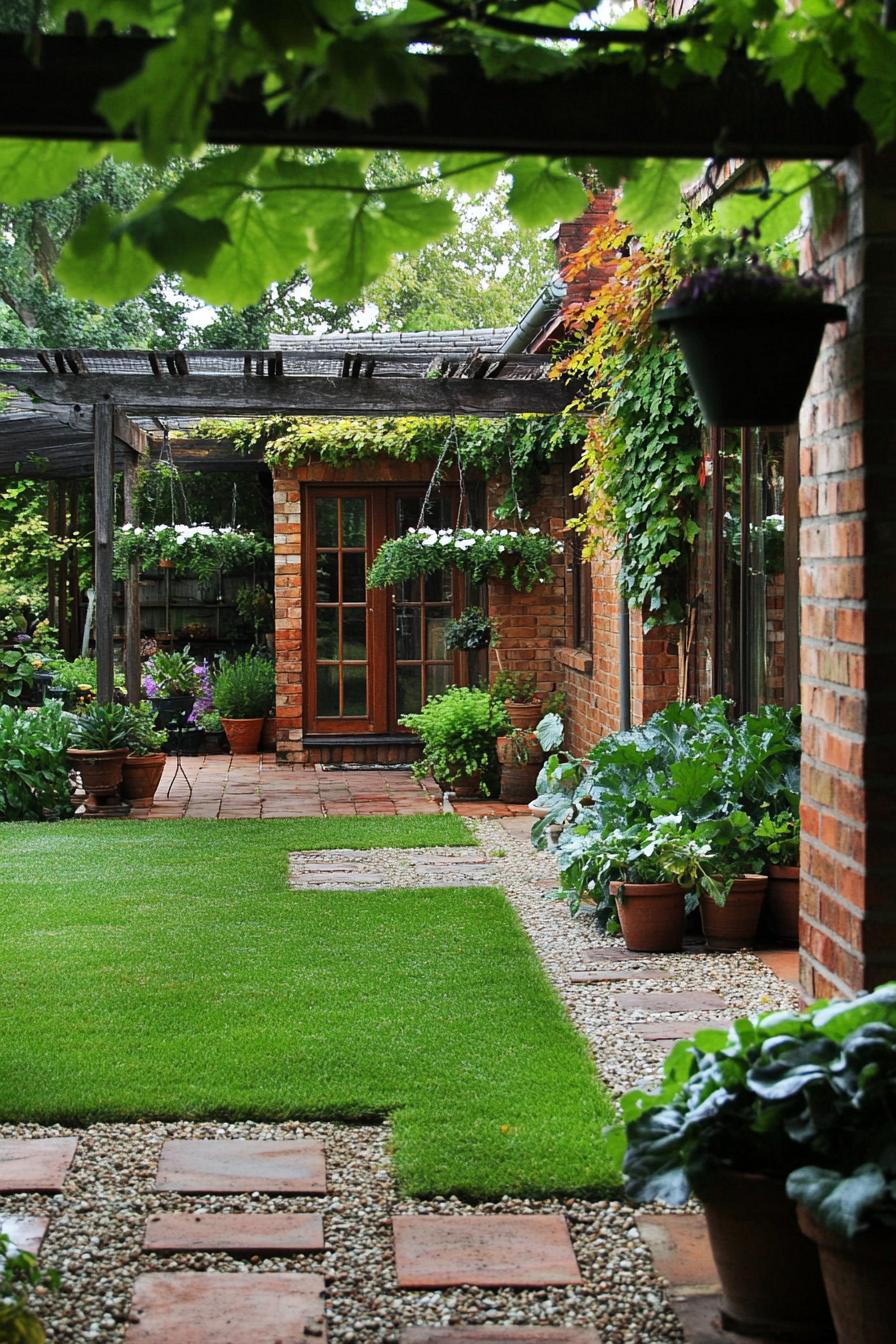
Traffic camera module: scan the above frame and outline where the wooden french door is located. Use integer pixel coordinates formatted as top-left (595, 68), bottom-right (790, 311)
top-left (304, 486), bottom-right (462, 735)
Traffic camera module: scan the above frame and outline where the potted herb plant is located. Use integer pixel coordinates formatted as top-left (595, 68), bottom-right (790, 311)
top-left (756, 809), bottom-right (800, 946)
top-left (654, 232), bottom-right (847, 427)
top-left (491, 669), bottom-right (542, 731)
top-left (196, 709), bottom-right (226, 753)
top-left (611, 997), bottom-right (888, 1341)
top-left (120, 703), bottom-right (169, 808)
top-left (212, 653), bottom-right (275, 754)
top-left (445, 606), bottom-right (499, 653)
top-left (400, 685), bottom-right (509, 797)
top-left (67, 702), bottom-right (132, 811)
top-left (142, 648), bottom-right (202, 727)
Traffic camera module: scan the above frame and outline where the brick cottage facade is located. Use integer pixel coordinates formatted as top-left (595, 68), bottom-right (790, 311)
top-left (270, 155), bottom-right (896, 1001)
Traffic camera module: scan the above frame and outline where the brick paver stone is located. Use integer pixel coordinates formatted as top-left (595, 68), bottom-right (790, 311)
top-left (668, 1294), bottom-right (784, 1343)
top-left (613, 991), bottom-right (728, 1013)
top-left (570, 968), bottom-right (668, 983)
top-left (0, 1138), bottom-right (78, 1191)
top-left (0, 1216), bottom-right (49, 1255)
top-left (630, 1020), bottom-right (730, 1044)
top-left (143, 1212), bottom-right (325, 1253)
top-left (125, 1272), bottom-right (326, 1344)
top-left (155, 1140), bottom-right (326, 1193)
top-left (392, 1215), bottom-right (582, 1288)
top-left (402, 1331), bottom-right (601, 1344)
top-left (636, 1214), bottom-right (719, 1295)
top-left (576, 946), bottom-right (645, 964)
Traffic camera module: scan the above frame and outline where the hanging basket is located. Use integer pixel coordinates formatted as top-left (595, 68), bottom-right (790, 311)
top-left (654, 300), bottom-right (847, 427)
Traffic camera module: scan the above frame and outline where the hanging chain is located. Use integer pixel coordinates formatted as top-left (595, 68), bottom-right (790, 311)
top-left (416, 420), bottom-right (455, 530)
top-left (454, 419), bottom-right (468, 530)
top-left (507, 438), bottom-right (524, 525)
top-left (231, 481), bottom-right (238, 529)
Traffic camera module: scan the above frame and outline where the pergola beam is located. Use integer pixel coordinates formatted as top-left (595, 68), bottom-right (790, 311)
top-left (0, 373), bottom-right (574, 417)
top-left (0, 36), bottom-right (866, 159)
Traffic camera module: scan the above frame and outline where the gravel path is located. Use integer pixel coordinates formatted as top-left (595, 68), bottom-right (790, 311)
top-left (1, 821), bottom-right (800, 1344)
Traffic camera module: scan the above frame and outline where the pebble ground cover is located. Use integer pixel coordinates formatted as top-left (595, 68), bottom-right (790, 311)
top-left (0, 816), bottom-right (617, 1198)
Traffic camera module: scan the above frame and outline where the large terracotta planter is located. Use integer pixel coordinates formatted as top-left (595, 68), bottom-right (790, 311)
top-left (120, 753), bottom-right (166, 808)
top-left (497, 732), bottom-right (542, 804)
top-left (798, 1206), bottom-right (895, 1344)
top-left (503, 699), bottom-right (543, 731)
top-left (765, 864), bottom-right (800, 946)
top-left (654, 300), bottom-right (847, 427)
top-left (696, 1171), bottom-right (834, 1341)
top-left (700, 874), bottom-right (769, 951)
top-left (222, 716), bottom-right (264, 754)
top-left (66, 747), bottom-right (128, 811)
top-left (610, 880), bottom-right (686, 953)
top-left (436, 769), bottom-right (483, 799)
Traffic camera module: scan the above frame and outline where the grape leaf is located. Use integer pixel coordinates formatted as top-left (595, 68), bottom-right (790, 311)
top-left (0, 140), bottom-right (106, 205)
top-left (617, 160), bottom-right (703, 236)
top-left (438, 154), bottom-right (506, 194)
top-left (180, 196), bottom-right (314, 307)
top-left (128, 206), bottom-right (230, 276)
top-left (713, 162), bottom-right (811, 244)
top-left (56, 203), bottom-right (158, 304)
top-left (506, 158), bottom-right (588, 229)
top-left (771, 40), bottom-right (845, 107)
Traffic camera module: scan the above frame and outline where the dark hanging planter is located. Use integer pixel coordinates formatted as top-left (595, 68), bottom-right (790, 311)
top-left (654, 300), bottom-right (847, 427)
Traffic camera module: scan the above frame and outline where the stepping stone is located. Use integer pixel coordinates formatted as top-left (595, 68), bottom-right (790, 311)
top-left (636, 1214), bottom-right (719, 1295)
top-left (577, 946), bottom-right (645, 964)
top-left (143, 1213), bottom-right (324, 1254)
top-left (668, 1294), bottom-right (783, 1344)
top-left (392, 1215), bottom-right (582, 1288)
top-left (155, 1140), bottom-right (326, 1193)
top-left (570, 968), bottom-right (668, 983)
top-left (125, 1272), bottom-right (326, 1343)
top-left (756, 949), bottom-right (801, 991)
top-left (403, 1332), bottom-right (601, 1344)
top-left (0, 1216), bottom-right (49, 1256)
top-left (631, 1020), bottom-right (730, 1045)
top-left (613, 991), bottom-right (728, 1013)
top-left (0, 1137), bottom-right (78, 1191)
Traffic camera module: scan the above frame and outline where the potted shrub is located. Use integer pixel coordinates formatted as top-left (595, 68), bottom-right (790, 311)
top-left (196, 709), bottom-right (226, 754)
top-left (654, 233), bottom-right (847, 427)
top-left (691, 812), bottom-right (768, 951)
top-left (212, 653), bottom-right (275, 754)
top-left (491, 669), bottom-right (542, 730)
top-left (496, 727), bottom-right (543, 804)
top-left (756, 809), bottom-right (800, 945)
top-left (120, 703), bottom-right (169, 808)
top-left (0, 702), bottom-right (74, 822)
top-left (67, 702), bottom-right (132, 811)
top-left (400, 685), bottom-right (509, 797)
top-left (142, 648), bottom-right (202, 727)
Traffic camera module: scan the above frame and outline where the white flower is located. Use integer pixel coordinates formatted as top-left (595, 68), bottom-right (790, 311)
top-left (421, 534), bottom-right (438, 547)
top-left (528, 527), bottom-right (540, 535)
top-left (497, 545), bottom-right (505, 553)
top-left (175, 535), bottom-right (188, 546)
top-left (120, 522), bottom-right (133, 532)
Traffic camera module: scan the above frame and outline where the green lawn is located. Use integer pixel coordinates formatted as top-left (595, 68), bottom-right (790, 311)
top-left (0, 816), bottom-right (617, 1197)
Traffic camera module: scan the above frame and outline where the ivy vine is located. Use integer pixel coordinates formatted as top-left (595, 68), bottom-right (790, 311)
top-left (555, 212), bottom-right (702, 629)
top-left (198, 414), bottom-right (586, 520)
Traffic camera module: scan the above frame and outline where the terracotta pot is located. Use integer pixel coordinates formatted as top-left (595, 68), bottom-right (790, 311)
top-left (696, 1171), bottom-right (834, 1341)
top-left (500, 762), bottom-right (541, 805)
top-left (66, 747), bottom-right (128, 811)
top-left (440, 769), bottom-right (482, 799)
top-left (159, 557), bottom-right (175, 570)
top-left (120, 753), bottom-right (166, 808)
top-left (260, 716), bottom-right (277, 751)
top-left (798, 1206), bottom-right (895, 1344)
top-left (700, 874), bottom-right (769, 951)
top-left (504, 699), bottom-right (543, 731)
top-left (765, 864), bottom-right (800, 946)
top-left (610, 880), bottom-right (686, 953)
top-left (222, 716), bottom-right (264, 754)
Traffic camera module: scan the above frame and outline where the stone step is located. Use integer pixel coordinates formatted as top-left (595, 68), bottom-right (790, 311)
top-left (0, 1216), bottom-right (49, 1255)
top-left (125, 1272), bottom-right (326, 1343)
top-left (0, 1137), bottom-right (78, 1192)
top-left (143, 1212), bottom-right (325, 1253)
top-left (392, 1214), bottom-right (582, 1289)
top-left (402, 1331), bottom-right (601, 1344)
top-left (612, 991), bottom-right (728, 1013)
top-left (630, 1020), bottom-right (731, 1045)
top-left (155, 1139), bottom-right (326, 1194)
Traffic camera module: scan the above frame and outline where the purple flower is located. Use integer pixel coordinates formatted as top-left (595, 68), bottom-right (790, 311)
top-left (142, 672), bottom-right (159, 699)
top-left (188, 661), bottom-right (213, 723)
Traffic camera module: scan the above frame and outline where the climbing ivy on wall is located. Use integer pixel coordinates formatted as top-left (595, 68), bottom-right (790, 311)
top-left (197, 414), bottom-right (586, 520)
top-left (555, 212), bottom-right (702, 630)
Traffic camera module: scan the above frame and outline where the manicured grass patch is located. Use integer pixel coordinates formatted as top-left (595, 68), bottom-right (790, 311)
top-left (0, 817), bottom-right (617, 1197)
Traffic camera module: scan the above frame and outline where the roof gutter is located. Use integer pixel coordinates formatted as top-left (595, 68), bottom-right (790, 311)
top-left (498, 275), bottom-right (566, 354)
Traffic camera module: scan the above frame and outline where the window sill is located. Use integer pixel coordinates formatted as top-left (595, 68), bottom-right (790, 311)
top-left (554, 646), bottom-right (593, 675)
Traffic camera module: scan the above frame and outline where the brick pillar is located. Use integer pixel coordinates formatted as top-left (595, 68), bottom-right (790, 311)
top-left (272, 468), bottom-right (306, 763)
top-left (799, 147), bottom-right (896, 997)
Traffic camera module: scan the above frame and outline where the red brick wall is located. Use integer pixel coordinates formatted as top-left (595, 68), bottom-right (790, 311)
top-left (798, 147), bottom-right (896, 998)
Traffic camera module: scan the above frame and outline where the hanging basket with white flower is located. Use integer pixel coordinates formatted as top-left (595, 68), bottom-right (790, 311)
top-left (113, 523), bottom-right (271, 583)
top-left (366, 526), bottom-right (562, 593)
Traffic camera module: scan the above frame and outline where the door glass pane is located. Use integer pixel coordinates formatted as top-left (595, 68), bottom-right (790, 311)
top-left (424, 568), bottom-right (452, 602)
top-left (426, 612), bottom-right (450, 660)
top-left (316, 608), bottom-right (338, 660)
top-left (397, 665), bottom-right (422, 717)
top-left (426, 664), bottom-right (451, 698)
top-left (396, 495), bottom-right (421, 535)
top-left (343, 666), bottom-right (367, 716)
top-left (315, 497), bottom-right (338, 547)
top-left (342, 552), bottom-right (366, 604)
top-left (395, 605), bottom-right (421, 660)
top-left (343, 608), bottom-right (367, 661)
top-left (316, 664), bottom-right (340, 717)
top-left (342, 497), bottom-right (366, 547)
top-left (316, 553), bottom-right (338, 602)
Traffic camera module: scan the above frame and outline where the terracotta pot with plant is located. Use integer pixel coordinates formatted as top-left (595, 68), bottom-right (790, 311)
top-left (120, 703), bottom-right (168, 808)
top-left (66, 702), bottom-right (132, 812)
top-left (756, 809), bottom-right (800, 945)
top-left (691, 812), bottom-right (768, 951)
top-left (491, 668), bottom-right (542, 730)
top-left (400, 685), bottom-right (509, 798)
top-left (654, 231), bottom-right (847, 427)
top-left (213, 653), bottom-right (276, 755)
top-left (496, 728), bottom-right (543, 804)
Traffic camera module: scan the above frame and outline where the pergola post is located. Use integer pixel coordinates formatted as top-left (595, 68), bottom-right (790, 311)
top-left (93, 400), bottom-right (115, 703)
top-left (121, 446), bottom-right (141, 704)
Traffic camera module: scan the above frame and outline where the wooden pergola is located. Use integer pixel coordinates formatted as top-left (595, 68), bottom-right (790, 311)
top-left (0, 342), bottom-right (571, 705)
